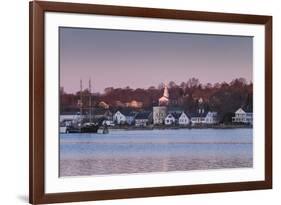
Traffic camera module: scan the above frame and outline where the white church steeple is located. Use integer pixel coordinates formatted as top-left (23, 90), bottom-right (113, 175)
top-left (163, 84), bottom-right (169, 98)
top-left (158, 84), bottom-right (169, 106)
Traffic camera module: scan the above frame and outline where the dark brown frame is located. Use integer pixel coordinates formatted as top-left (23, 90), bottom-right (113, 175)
top-left (29, 1), bottom-right (272, 204)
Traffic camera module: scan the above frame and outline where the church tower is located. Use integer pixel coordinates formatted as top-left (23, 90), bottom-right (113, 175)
top-left (153, 83), bottom-right (169, 125)
top-left (158, 84), bottom-right (169, 106)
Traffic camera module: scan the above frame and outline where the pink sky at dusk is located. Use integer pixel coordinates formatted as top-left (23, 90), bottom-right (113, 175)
top-left (59, 27), bottom-right (253, 94)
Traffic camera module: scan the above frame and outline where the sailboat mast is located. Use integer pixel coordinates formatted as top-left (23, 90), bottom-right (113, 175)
top-left (89, 78), bottom-right (92, 123)
top-left (80, 79), bottom-right (83, 121)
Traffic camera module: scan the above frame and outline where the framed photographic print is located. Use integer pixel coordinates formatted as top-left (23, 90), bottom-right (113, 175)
top-left (29, 1), bottom-right (272, 204)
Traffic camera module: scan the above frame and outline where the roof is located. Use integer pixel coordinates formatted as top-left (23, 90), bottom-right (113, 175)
top-left (190, 111), bottom-right (208, 118)
top-left (171, 112), bottom-right (182, 120)
top-left (235, 108), bottom-right (244, 113)
top-left (116, 109), bottom-right (137, 117)
top-left (179, 112), bottom-right (190, 119)
top-left (135, 111), bottom-right (151, 120)
top-left (242, 105), bottom-right (253, 113)
top-left (125, 112), bottom-right (137, 117)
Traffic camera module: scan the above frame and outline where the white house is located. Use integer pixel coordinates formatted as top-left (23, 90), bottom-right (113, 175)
top-left (178, 112), bottom-right (190, 126)
top-left (204, 112), bottom-right (218, 124)
top-left (113, 111), bottom-right (126, 125)
top-left (165, 113), bottom-right (176, 125)
top-left (232, 108), bottom-right (253, 124)
top-left (191, 111), bottom-right (217, 125)
top-left (190, 112), bottom-right (207, 125)
top-left (164, 112), bottom-right (184, 125)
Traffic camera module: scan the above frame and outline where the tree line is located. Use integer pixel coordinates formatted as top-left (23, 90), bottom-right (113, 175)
top-left (60, 77), bottom-right (252, 123)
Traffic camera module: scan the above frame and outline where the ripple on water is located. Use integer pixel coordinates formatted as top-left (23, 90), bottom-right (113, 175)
top-left (59, 128), bottom-right (253, 176)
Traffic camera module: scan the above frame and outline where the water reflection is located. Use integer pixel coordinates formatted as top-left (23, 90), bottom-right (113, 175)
top-left (60, 129), bottom-right (253, 176)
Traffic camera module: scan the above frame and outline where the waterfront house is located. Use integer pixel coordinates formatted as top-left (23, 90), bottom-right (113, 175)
top-left (164, 113), bottom-right (182, 125)
top-left (165, 113), bottom-right (176, 125)
top-left (204, 111), bottom-right (218, 124)
top-left (232, 108), bottom-right (253, 124)
top-left (190, 111), bottom-right (218, 125)
top-left (113, 110), bottom-right (137, 125)
top-left (113, 111), bottom-right (127, 125)
top-left (190, 113), bottom-right (207, 124)
top-left (190, 97), bottom-right (218, 125)
top-left (124, 111), bottom-right (137, 125)
top-left (135, 111), bottom-right (152, 127)
top-left (178, 112), bottom-right (190, 126)
top-left (190, 105), bottom-right (208, 125)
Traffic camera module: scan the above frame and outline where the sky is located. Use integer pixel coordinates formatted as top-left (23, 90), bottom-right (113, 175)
top-left (59, 27), bottom-right (253, 94)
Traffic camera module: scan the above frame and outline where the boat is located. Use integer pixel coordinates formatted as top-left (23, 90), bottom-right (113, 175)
top-left (80, 122), bottom-right (99, 133)
top-left (59, 123), bottom-right (99, 134)
top-left (60, 79), bottom-right (108, 134)
top-left (64, 79), bottom-right (100, 134)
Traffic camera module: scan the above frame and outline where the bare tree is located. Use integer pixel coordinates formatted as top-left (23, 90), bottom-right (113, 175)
top-left (187, 77), bottom-right (200, 88)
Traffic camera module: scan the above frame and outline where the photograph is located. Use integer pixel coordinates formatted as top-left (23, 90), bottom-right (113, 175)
top-left (59, 27), bottom-right (254, 177)
top-left (29, 1), bottom-right (272, 203)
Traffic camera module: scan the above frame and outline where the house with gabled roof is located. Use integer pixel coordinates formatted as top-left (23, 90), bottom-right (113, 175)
top-left (190, 111), bottom-right (208, 125)
top-left (190, 111), bottom-right (218, 125)
top-left (164, 112), bottom-right (183, 125)
top-left (113, 109), bottom-right (137, 125)
top-left (124, 111), bottom-right (137, 125)
top-left (204, 111), bottom-right (218, 124)
top-left (232, 107), bottom-right (253, 124)
top-left (113, 110), bottom-right (126, 125)
top-left (178, 112), bottom-right (190, 126)
top-left (165, 113), bottom-right (176, 125)
top-left (135, 111), bottom-right (152, 127)
top-left (189, 97), bottom-right (217, 125)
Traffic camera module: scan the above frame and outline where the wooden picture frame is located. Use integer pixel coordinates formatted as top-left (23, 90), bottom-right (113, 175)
top-left (29, 1), bottom-right (272, 204)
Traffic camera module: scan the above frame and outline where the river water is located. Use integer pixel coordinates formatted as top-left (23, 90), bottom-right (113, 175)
top-left (59, 128), bottom-right (253, 177)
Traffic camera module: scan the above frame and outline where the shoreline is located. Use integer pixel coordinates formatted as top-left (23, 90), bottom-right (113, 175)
top-left (61, 124), bottom-right (253, 134)
top-left (107, 124), bottom-right (252, 131)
